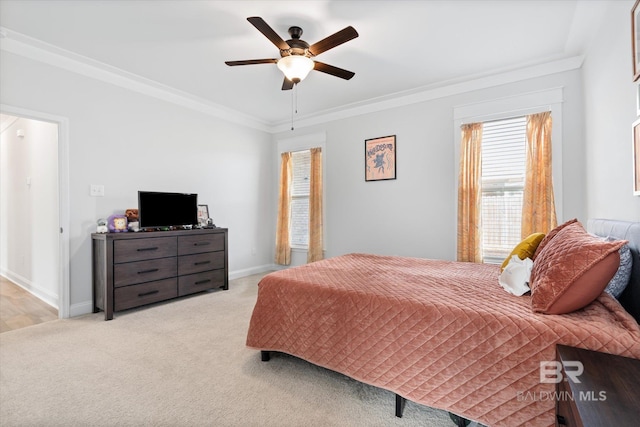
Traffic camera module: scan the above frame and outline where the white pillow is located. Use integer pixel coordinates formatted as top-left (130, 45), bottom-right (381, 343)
top-left (499, 255), bottom-right (533, 296)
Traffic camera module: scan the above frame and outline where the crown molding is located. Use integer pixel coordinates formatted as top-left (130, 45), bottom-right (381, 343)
top-left (0, 27), bottom-right (271, 133)
top-left (1, 27), bottom-right (583, 135)
top-left (270, 55), bottom-right (584, 133)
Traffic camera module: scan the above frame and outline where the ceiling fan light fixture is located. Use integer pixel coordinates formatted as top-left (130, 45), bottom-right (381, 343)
top-left (277, 55), bottom-right (314, 83)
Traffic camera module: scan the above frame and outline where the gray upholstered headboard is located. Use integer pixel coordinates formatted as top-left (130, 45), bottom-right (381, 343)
top-left (587, 219), bottom-right (640, 325)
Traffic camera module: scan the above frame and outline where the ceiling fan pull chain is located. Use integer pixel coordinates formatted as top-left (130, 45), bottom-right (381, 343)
top-left (291, 86), bottom-right (295, 131)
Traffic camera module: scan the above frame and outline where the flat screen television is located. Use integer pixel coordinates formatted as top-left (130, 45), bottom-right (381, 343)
top-left (138, 191), bottom-right (198, 229)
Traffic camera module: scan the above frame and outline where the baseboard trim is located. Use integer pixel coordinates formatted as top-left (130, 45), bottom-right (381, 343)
top-left (0, 269), bottom-right (58, 309)
top-left (228, 264), bottom-right (274, 280)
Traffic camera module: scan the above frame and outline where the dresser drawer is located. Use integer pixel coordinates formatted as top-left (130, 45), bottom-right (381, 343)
top-left (114, 278), bottom-right (177, 311)
top-left (178, 269), bottom-right (226, 296)
top-left (114, 237), bottom-right (177, 263)
top-left (178, 251), bottom-right (225, 275)
top-left (178, 233), bottom-right (225, 256)
top-left (113, 257), bottom-right (177, 288)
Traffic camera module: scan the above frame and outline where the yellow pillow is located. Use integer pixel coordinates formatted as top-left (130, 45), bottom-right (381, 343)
top-left (500, 233), bottom-right (546, 271)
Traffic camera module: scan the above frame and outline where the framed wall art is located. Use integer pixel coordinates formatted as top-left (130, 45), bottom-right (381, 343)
top-left (365, 135), bottom-right (396, 181)
top-left (633, 0), bottom-right (640, 81)
top-left (634, 118), bottom-right (640, 196)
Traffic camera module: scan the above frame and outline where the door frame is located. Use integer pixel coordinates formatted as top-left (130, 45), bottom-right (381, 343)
top-left (1, 103), bottom-right (70, 318)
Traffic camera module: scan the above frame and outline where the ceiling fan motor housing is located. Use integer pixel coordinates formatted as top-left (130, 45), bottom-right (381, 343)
top-left (283, 26), bottom-right (310, 57)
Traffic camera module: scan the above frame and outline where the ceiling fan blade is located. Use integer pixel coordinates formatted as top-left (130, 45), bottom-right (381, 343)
top-left (308, 26), bottom-right (358, 56)
top-left (313, 61), bottom-right (355, 80)
top-left (247, 17), bottom-right (290, 50)
top-left (282, 78), bottom-right (294, 91)
top-left (225, 59), bottom-right (278, 66)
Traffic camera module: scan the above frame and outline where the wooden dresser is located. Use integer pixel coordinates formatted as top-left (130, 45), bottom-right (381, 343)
top-left (555, 344), bottom-right (640, 426)
top-left (92, 228), bottom-right (228, 320)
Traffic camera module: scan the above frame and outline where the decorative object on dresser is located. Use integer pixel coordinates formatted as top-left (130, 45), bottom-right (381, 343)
top-left (197, 204), bottom-right (210, 226)
top-left (107, 214), bottom-right (128, 232)
top-left (555, 344), bottom-right (640, 427)
top-left (92, 228), bottom-right (228, 320)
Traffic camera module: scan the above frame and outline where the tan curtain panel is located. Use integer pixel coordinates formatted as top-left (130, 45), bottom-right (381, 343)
top-left (522, 111), bottom-right (557, 237)
top-left (457, 122), bottom-right (483, 263)
top-left (275, 152), bottom-right (292, 265)
top-left (307, 147), bottom-right (324, 263)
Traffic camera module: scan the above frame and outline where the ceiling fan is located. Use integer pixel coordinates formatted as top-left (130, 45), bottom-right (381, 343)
top-left (225, 17), bottom-right (358, 90)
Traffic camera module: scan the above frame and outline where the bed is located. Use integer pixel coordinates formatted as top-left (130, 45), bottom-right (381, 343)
top-left (246, 219), bottom-right (640, 426)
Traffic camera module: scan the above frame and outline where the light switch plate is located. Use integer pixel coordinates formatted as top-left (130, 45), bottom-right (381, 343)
top-left (90, 184), bottom-right (104, 197)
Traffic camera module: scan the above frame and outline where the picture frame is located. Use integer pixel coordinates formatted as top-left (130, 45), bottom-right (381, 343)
top-left (632, 0), bottom-right (640, 81)
top-left (197, 204), bottom-right (210, 225)
top-left (634, 118), bottom-right (640, 196)
top-left (365, 135), bottom-right (396, 181)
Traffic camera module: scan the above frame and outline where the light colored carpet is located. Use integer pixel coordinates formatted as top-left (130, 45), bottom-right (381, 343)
top-left (0, 273), bottom-right (474, 427)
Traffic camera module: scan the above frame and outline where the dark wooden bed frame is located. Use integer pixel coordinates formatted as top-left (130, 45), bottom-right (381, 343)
top-left (260, 219), bottom-right (640, 427)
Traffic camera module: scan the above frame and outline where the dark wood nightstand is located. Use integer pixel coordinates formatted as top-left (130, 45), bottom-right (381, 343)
top-left (555, 344), bottom-right (640, 427)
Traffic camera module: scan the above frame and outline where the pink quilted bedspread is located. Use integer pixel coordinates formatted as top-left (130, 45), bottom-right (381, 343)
top-left (246, 254), bottom-right (640, 426)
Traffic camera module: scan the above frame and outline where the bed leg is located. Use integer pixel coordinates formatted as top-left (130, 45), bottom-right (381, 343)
top-left (260, 351), bottom-right (270, 362)
top-left (395, 394), bottom-right (406, 418)
top-left (448, 412), bottom-right (471, 426)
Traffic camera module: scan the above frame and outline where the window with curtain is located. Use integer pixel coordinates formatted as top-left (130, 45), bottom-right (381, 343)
top-left (481, 116), bottom-right (527, 263)
top-left (290, 149), bottom-right (311, 248)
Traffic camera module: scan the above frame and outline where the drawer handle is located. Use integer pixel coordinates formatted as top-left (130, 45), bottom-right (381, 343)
top-left (556, 415), bottom-right (566, 425)
top-left (194, 261), bottom-right (211, 266)
top-left (138, 268), bottom-right (159, 274)
top-left (137, 247), bottom-right (159, 252)
top-left (194, 242), bottom-right (210, 246)
top-left (138, 290), bottom-right (159, 297)
top-left (195, 279), bottom-right (211, 285)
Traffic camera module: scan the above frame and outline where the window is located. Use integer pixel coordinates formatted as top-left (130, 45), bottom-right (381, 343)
top-left (481, 116), bottom-right (526, 262)
top-left (290, 150), bottom-right (311, 248)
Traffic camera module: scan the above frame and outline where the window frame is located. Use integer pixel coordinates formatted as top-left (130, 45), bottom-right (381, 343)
top-left (453, 88), bottom-right (564, 263)
top-left (276, 132), bottom-right (326, 252)
top-left (480, 116), bottom-right (527, 263)
top-left (289, 149), bottom-right (311, 249)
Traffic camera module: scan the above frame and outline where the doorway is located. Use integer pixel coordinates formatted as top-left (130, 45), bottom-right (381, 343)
top-left (0, 107), bottom-right (70, 320)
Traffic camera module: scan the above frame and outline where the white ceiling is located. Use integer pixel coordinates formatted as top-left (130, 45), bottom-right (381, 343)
top-left (0, 1), bottom-right (611, 127)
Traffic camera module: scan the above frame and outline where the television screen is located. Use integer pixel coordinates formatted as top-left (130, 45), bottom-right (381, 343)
top-left (138, 191), bottom-right (198, 229)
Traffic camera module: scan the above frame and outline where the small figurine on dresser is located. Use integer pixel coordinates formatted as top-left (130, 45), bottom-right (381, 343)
top-left (125, 208), bottom-right (139, 232)
top-left (107, 214), bottom-right (128, 232)
top-left (96, 218), bottom-right (108, 233)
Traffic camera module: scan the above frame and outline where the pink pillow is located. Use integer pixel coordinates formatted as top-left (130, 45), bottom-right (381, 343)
top-left (532, 218), bottom-right (577, 261)
top-left (530, 221), bottom-right (625, 314)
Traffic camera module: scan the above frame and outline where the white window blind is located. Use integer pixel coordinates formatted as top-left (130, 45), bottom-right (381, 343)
top-left (290, 150), bottom-right (311, 247)
top-left (481, 116), bottom-right (526, 262)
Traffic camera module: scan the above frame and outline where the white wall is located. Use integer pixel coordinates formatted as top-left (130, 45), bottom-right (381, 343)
top-left (1, 116), bottom-right (59, 307)
top-left (7, 2), bottom-right (632, 316)
top-left (0, 52), bottom-right (274, 316)
top-left (273, 69), bottom-right (586, 262)
top-left (583, 0), bottom-right (640, 220)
